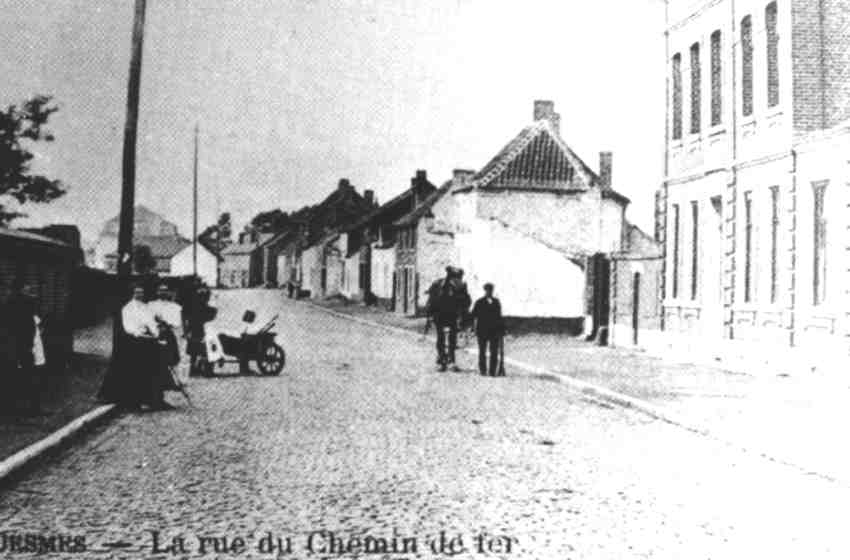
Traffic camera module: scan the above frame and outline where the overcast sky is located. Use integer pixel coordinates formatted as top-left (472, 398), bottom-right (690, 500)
top-left (1, 0), bottom-right (666, 243)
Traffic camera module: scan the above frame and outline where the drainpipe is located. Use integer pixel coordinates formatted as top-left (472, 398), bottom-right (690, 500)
top-left (661, 0), bottom-right (670, 332)
top-left (726, 0), bottom-right (739, 341)
top-left (789, 149), bottom-right (797, 347)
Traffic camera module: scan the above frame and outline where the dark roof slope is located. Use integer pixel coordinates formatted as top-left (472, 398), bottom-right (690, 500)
top-left (394, 180), bottom-right (452, 227)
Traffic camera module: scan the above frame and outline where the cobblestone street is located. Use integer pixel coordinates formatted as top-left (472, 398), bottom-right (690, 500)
top-left (1, 289), bottom-right (849, 559)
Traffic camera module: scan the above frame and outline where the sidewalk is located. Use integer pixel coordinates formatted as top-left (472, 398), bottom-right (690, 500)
top-left (313, 298), bottom-right (850, 485)
top-left (0, 319), bottom-right (113, 463)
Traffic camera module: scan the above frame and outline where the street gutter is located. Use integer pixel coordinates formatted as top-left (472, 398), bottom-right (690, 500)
top-left (0, 404), bottom-right (118, 484)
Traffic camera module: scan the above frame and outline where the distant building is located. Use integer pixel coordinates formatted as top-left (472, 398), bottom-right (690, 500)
top-left (94, 205), bottom-right (180, 271)
top-left (170, 243), bottom-right (219, 286)
top-left (220, 230), bottom-right (268, 288)
top-left (339, 170), bottom-right (435, 304)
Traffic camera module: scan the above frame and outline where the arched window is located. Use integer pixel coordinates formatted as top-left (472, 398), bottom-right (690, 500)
top-left (741, 15), bottom-right (754, 117)
top-left (766, 2), bottom-right (780, 108)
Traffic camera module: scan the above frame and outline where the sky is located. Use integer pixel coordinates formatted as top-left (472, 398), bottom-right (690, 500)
top-left (0, 0), bottom-right (667, 244)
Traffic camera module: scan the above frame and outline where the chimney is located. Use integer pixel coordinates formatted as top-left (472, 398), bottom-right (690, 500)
top-left (411, 169), bottom-right (429, 206)
top-left (452, 168), bottom-right (476, 189)
top-left (599, 151), bottom-right (613, 189)
top-left (338, 178), bottom-right (351, 191)
top-left (363, 189), bottom-right (375, 207)
top-left (533, 99), bottom-right (561, 135)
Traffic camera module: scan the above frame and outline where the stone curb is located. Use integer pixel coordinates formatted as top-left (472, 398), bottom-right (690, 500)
top-left (0, 404), bottom-right (118, 484)
top-left (303, 300), bottom-right (845, 486)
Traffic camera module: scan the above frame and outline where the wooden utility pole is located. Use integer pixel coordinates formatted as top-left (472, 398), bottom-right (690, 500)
top-left (193, 123), bottom-right (199, 278)
top-left (117, 0), bottom-right (147, 279)
top-left (113, 0), bottom-right (147, 350)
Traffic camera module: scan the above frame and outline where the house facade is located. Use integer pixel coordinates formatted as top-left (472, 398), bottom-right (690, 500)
top-left (220, 231), bottom-right (264, 288)
top-left (393, 101), bottom-right (630, 330)
top-left (340, 170), bottom-right (436, 304)
top-left (170, 242), bottom-right (219, 286)
top-left (659, 0), bottom-right (850, 370)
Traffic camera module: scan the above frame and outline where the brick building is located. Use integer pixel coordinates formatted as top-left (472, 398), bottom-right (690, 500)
top-left (658, 0), bottom-right (850, 370)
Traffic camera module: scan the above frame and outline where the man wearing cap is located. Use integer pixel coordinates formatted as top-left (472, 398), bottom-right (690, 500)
top-left (426, 266), bottom-right (471, 372)
top-left (471, 282), bottom-right (504, 376)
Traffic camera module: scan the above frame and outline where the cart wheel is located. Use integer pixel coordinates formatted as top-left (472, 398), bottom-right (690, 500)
top-left (258, 343), bottom-right (285, 375)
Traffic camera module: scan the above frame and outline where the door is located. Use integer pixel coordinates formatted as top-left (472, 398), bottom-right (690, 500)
top-left (702, 196), bottom-right (724, 338)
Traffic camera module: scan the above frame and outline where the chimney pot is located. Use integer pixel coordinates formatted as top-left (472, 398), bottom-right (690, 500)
top-left (415, 169), bottom-right (427, 180)
top-left (363, 189), bottom-right (375, 206)
top-left (338, 178), bottom-right (351, 190)
top-left (599, 151), bottom-right (613, 189)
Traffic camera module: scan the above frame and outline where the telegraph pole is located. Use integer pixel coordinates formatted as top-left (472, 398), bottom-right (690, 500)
top-left (113, 0), bottom-right (147, 348)
top-left (117, 0), bottom-right (147, 279)
top-left (193, 123), bottom-right (199, 278)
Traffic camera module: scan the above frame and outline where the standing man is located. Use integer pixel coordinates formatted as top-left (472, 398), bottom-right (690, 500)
top-left (149, 283), bottom-right (183, 383)
top-left (185, 285), bottom-right (216, 377)
top-left (426, 266), bottom-right (471, 372)
top-left (471, 283), bottom-right (504, 377)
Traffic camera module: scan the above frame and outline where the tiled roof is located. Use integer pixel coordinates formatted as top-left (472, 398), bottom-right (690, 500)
top-left (393, 180), bottom-right (452, 227)
top-left (221, 242), bottom-right (259, 256)
top-left (470, 120), bottom-right (599, 190)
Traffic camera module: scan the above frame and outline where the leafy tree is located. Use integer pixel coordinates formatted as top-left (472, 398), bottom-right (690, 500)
top-left (132, 244), bottom-right (157, 275)
top-left (0, 95), bottom-right (66, 226)
top-left (198, 212), bottom-right (232, 254)
top-left (250, 208), bottom-right (292, 234)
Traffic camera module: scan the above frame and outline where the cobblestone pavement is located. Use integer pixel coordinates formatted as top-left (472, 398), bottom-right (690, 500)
top-left (1, 289), bottom-right (849, 559)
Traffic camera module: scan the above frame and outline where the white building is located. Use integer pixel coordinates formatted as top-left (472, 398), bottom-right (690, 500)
top-left (658, 0), bottom-right (850, 372)
top-left (170, 243), bottom-right (219, 286)
top-left (393, 100), bottom-right (631, 331)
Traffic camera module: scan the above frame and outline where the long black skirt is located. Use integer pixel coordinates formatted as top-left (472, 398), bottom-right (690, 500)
top-left (98, 335), bottom-right (164, 406)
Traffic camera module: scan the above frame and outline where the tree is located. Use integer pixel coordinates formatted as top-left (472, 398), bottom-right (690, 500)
top-left (0, 95), bottom-right (67, 226)
top-left (132, 244), bottom-right (157, 275)
top-left (198, 212), bottom-right (232, 254)
top-left (250, 208), bottom-right (292, 234)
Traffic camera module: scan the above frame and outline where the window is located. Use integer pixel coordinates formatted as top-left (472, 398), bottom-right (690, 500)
top-left (766, 2), bottom-right (779, 108)
top-left (691, 200), bottom-right (699, 300)
top-left (690, 42), bottom-right (702, 134)
top-left (813, 181), bottom-right (828, 305)
top-left (741, 15), bottom-right (754, 117)
top-left (672, 54), bottom-right (683, 140)
top-left (743, 191), bottom-right (753, 303)
top-left (710, 31), bottom-right (722, 126)
top-left (672, 203), bottom-right (681, 298)
top-left (769, 186), bottom-right (780, 303)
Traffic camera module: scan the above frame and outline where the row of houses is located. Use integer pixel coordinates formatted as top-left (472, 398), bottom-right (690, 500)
top-left (221, 100), bottom-right (661, 337)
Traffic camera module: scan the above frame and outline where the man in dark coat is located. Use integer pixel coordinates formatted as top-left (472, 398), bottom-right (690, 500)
top-left (471, 282), bottom-right (504, 377)
top-left (426, 266), bottom-right (471, 372)
top-left (184, 285), bottom-right (216, 377)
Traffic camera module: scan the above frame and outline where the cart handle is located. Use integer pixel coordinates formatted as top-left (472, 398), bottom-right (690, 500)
top-left (258, 314), bottom-right (279, 334)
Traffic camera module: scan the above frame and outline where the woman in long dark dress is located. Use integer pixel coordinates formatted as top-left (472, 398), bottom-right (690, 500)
top-left (99, 285), bottom-right (161, 408)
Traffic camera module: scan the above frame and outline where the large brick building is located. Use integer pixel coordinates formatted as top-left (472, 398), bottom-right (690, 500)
top-left (658, 0), bottom-right (850, 370)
